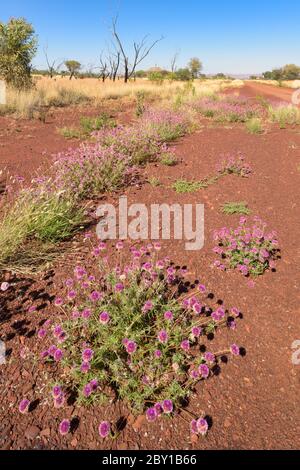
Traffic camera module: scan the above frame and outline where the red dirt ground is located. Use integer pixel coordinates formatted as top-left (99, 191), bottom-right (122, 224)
top-left (0, 83), bottom-right (299, 450)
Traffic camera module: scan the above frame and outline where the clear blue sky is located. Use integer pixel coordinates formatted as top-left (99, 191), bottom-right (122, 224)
top-left (1, 0), bottom-right (300, 75)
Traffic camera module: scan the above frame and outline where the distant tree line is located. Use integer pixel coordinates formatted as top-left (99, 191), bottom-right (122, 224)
top-left (262, 64), bottom-right (300, 81)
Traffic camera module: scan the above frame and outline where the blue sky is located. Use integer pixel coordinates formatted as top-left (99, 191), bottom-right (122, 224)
top-left (1, 0), bottom-right (300, 74)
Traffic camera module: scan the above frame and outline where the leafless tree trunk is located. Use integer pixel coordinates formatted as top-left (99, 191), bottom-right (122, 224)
top-left (112, 17), bottom-right (163, 83)
top-left (171, 52), bottom-right (179, 74)
top-left (43, 46), bottom-right (64, 78)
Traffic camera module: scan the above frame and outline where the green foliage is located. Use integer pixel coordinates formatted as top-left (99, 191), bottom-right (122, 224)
top-left (245, 118), bottom-right (263, 134)
top-left (64, 60), bottom-right (81, 79)
top-left (59, 113), bottom-right (116, 139)
top-left (221, 202), bottom-right (250, 215)
top-left (46, 245), bottom-right (238, 415)
top-left (148, 176), bottom-right (161, 187)
top-left (188, 57), bottom-right (202, 79)
top-left (174, 68), bottom-right (192, 81)
top-left (263, 64), bottom-right (300, 81)
top-left (0, 17), bottom-right (37, 89)
top-left (0, 188), bottom-right (84, 269)
top-left (135, 91), bottom-right (146, 117)
top-left (269, 105), bottom-right (300, 128)
top-left (172, 178), bottom-right (215, 193)
top-left (160, 152), bottom-right (177, 166)
top-left (148, 71), bottom-right (164, 85)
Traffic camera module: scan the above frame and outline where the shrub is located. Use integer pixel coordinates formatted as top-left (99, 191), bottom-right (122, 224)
top-left (53, 143), bottom-right (131, 199)
top-left (160, 151), bottom-right (177, 166)
top-left (213, 216), bottom-right (279, 276)
top-left (195, 96), bottom-right (263, 123)
top-left (140, 108), bottom-right (194, 142)
top-left (269, 104), bottom-right (300, 128)
top-left (245, 117), bottom-right (263, 134)
top-left (216, 152), bottom-right (252, 177)
top-left (38, 243), bottom-right (242, 423)
top-left (95, 125), bottom-right (163, 165)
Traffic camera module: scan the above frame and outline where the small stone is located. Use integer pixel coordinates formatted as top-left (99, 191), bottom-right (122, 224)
top-left (118, 442), bottom-right (128, 450)
top-left (132, 415), bottom-right (145, 432)
top-left (40, 428), bottom-right (50, 437)
top-left (224, 418), bottom-right (231, 428)
top-left (70, 438), bottom-right (78, 447)
top-left (25, 425), bottom-right (40, 440)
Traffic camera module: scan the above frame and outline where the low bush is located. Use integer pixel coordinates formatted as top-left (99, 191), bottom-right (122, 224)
top-left (245, 117), bottom-right (263, 134)
top-left (269, 104), bottom-right (300, 128)
top-left (53, 143), bottom-right (132, 199)
top-left (37, 243), bottom-right (242, 430)
top-left (213, 216), bottom-right (279, 276)
top-left (216, 152), bottom-right (252, 177)
top-left (194, 96), bottom-right (263, 123)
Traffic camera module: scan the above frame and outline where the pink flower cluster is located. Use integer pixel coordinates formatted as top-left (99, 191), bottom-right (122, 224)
top-left (213, 216), bottom-right (279, 276)
top-left (216, 152), bottom-right (252, 177)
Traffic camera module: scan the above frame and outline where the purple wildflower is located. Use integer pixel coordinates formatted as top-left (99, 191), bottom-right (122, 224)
top-left (196, 418), bottom-right (209, 435)
top-left (82, 348), bottom-right (94, 362)
top-left (59, 419), bottom-right (70, 436)
top-left (164, 310), bottom-right (173, 321)
top-left (54, 349), bottom-right (63, 362)
top-left (98, 421), bottom-right (110, 438)
top-left (126, 341), bottom-right (137, 354)
top-left (181, 340), bottom-right (190, 352)
top-left (99, 311), bottom-right (110, 324)
top-left (199, 364), bottom-right (210, 379)
top-left (115, 282), bottom-right (124, 292)
top-left (230, 344), bottom-right (240, 356)
top-left (162, 399), bottom-right (173, 414)
top-left (158, 330), bottom-right (168, 344)
top-left (90, 291), bottom-right (102, 302)
top-left (52, 385), bottom-right (62, 399)
top-left (146, 407), bottom-right (157, 422)
top-left (19, 399), bottom-right (30, 414)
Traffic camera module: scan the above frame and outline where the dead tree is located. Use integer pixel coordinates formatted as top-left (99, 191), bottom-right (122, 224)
top-left (99, 55), bottom-right (110, 83)
top-left (43, 46), bottom-right (64, 78)
top-left (112, 17), bottom-right (163, 83)
top-left (108, 51), bottom-right (120, 81)
top-left (171, 52), bottom-right (179, 74)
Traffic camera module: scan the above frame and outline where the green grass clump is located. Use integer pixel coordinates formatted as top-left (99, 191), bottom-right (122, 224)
top-left (221, 201), bottom-right (250, 215)
top-left (269, 105), bottom-right (300, 129)
top-left (172, 176), bottom-right (218, 193)
top-left (160, 152), bottom-right (177, 166)
top-left (59, 113), bottom-right (116, 139)
top-left (245, 117), bottom-right (263, 134)
top-left (0, 189), bottom-right (85, 270)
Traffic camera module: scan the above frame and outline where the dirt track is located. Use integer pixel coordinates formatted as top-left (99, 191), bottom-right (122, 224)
top-left (233, 81), bottom-right (297, 104)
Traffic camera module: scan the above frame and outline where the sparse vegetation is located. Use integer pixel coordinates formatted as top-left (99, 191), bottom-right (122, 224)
top-left (246, 117), bottom-right (263, 134)
top-left (221, 201), bottom-right (250, 215)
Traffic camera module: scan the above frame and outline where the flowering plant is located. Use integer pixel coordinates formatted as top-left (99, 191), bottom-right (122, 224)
top-left (213, 216), bottom-right (279, 276)
top-left (39, 243), bottom-right (241, 426)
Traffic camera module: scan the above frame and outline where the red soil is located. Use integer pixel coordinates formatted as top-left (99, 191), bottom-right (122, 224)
top-left (228, 80), bottom-right (297, 104)
top-left (0, 85), bottom-right (300, 450)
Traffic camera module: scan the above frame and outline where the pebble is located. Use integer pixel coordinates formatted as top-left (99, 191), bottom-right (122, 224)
top-left (25, 425), bottom-right (40, 440)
